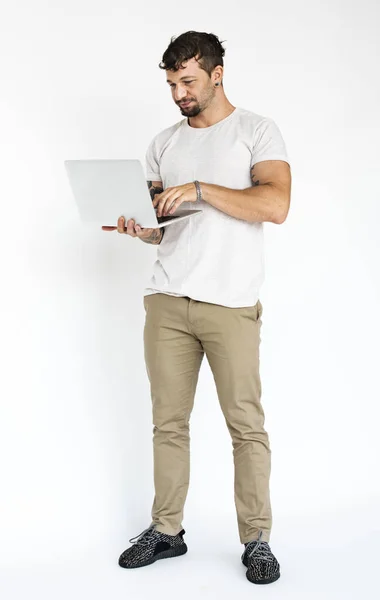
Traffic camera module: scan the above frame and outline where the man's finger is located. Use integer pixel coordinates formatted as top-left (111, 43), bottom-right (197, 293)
top-left (126, 219), bottom-right (136, 236)
top-left (135, 225), bottom-right (149, 236)
top-left (167, 200), bottom-right (178, 214)
top-left (117, 216), bottom-right (126, 233)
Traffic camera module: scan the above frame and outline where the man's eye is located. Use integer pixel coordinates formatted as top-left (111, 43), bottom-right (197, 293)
top-left (169, 81), bottom-right (194, 88)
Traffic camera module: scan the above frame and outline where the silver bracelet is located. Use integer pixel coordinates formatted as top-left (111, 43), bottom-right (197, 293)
top-left (194, 180), bottom-right (202, 203)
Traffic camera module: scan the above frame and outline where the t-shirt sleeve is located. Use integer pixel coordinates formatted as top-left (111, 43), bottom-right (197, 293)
top-left (145, 136), bottom-right (162, 182)
top-left (250, 118), bottom-right (290, 168)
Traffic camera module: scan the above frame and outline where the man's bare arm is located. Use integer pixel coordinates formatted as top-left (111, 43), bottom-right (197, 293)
top-left (139, 181), bottom-right (166, 245)
top-left (148, 180), bottom-right (164, 202)
top-left (200, 161), bottom-right (291, 224)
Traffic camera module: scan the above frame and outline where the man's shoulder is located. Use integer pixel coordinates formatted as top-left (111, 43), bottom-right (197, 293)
top-left (148, 119), bottom-right (184, 148)
top-left (236, 106), bottom-right (274, 128)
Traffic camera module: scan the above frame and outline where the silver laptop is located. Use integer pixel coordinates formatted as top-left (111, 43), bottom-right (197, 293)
top-left (64, 159), bottom-right (203, 228)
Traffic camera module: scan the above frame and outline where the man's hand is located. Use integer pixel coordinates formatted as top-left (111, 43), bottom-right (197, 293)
top-left (152, 182), bottom-right (198, 216)
top-left (102, 217), bottom-right (164, 244)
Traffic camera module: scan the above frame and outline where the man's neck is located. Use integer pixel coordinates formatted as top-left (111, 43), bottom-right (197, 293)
top-left (188, 101), bottom-right (236, 129)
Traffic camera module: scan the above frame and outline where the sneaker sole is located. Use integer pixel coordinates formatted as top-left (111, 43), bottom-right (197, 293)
top-left (119, 543), bottom-right (188, 569)
top-left (246, 570), bottom-right (281, 585)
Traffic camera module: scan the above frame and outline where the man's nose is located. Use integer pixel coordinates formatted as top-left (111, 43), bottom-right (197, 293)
top-left (174, 85), bottom-right (187, 102)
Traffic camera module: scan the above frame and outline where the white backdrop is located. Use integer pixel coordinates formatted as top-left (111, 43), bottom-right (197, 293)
top-left (1, 1), bottom-right (379, 598)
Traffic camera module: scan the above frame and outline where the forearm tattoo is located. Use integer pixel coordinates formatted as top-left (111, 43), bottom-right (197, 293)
top-left (140, 227), bottom-right (165, 245)
top-left (140, 181), bottom-right (165, 244)
top-left (148, 180), bottom-right (164, 200)
top-left (250, 166), bottom-right (260, 187)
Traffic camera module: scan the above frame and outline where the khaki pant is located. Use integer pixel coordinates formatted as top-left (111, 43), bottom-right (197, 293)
top-left (143, 293), bottom-right (272, 544)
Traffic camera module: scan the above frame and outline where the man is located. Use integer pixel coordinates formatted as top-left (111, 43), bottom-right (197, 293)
top-left (103, 31), bottom-right (291, 584)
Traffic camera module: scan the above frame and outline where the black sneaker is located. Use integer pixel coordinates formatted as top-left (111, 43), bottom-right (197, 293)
top-left (241, 530), bottom-right (280, 584)
top-left (118, 524), bottom-right (188, 569)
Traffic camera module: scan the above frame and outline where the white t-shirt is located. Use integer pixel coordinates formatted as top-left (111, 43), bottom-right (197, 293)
top-left (143, 106), bottom-right (290, 308)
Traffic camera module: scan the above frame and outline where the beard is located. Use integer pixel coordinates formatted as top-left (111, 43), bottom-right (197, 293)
top-left (178, 84), bottom-right (216, 118)
top-left (178, 101), bottom-right (201, 117)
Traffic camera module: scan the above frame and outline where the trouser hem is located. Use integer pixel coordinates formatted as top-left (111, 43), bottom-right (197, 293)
top-left (154, 523), bottom-right (184, 536)
top-left (241, 530), bottom-right (271, 544)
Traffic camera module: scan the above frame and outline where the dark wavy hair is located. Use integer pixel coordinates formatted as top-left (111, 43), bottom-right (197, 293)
top-left (159, 31), bottom-right (226, 78)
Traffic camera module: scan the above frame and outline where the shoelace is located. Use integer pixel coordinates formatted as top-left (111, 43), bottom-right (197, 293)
top-left (245, 530), bottom-right (273, 562)
top-left (128, 524), bottom-right (158, 546)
